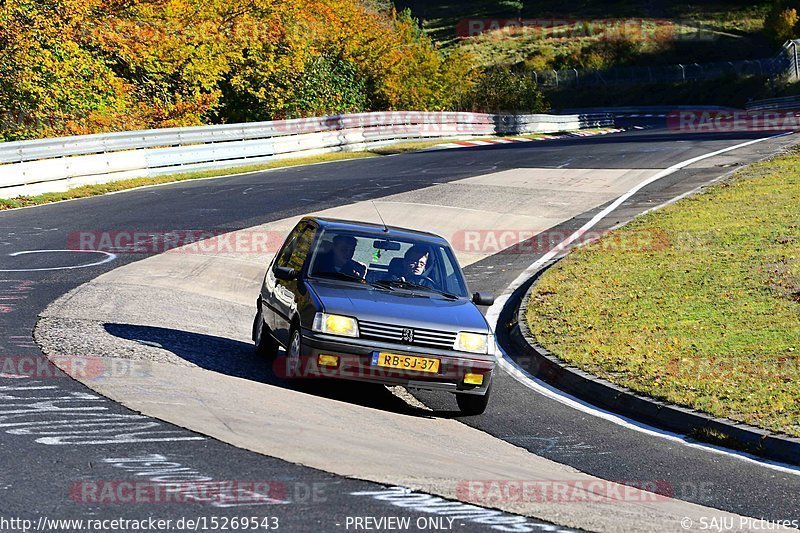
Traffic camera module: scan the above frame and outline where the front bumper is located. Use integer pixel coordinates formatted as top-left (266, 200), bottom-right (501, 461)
top-left (281, 328), bottom-right (495, 395)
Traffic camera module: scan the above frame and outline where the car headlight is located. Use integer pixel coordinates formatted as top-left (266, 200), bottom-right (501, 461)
top-left (454, 332), bottom-right (491, 354)
top-left (312, 312), bottom-right (359, 338)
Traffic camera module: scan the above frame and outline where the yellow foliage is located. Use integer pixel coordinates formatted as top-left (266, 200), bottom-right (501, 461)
top-left (0, 0), bottom-right (535, 140)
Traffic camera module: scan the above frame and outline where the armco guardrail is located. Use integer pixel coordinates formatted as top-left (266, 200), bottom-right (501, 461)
top-left (557, 105), bottom-right (737, 114)
top-left (746, 94), bottom-right (800, 112)
top-left (0, 111), bottom-right (612, 199)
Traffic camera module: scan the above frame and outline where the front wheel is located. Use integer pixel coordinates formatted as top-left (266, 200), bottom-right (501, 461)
top-left (456, 384), bottom-right (491, 416)
top-left (285, 326), bottom-right (304, 379)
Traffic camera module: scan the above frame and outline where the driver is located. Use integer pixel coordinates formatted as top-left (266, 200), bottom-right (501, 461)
top-left (394, 244), bottom-right (435, 288)
top-left (316, 234), bottom-right (366, 279)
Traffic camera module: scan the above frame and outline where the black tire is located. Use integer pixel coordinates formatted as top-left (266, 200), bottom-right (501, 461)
top-left (456, 384), bottom-right (491, 416)
top-left (253, 308), bottom-right (279, 358)
top-left (286, 325), bottom-right (304, 379)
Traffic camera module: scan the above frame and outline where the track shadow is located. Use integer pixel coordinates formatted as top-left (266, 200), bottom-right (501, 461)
top-left (103, 323), bottom-right (463, 419)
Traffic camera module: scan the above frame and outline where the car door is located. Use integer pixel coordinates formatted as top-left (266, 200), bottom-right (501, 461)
top-left (270, 222), bottom-right (316, 346)
top-left (262, 223), bottom-right (302, 335)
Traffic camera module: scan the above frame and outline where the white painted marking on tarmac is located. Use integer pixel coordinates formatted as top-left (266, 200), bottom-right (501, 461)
top-left (486, 132), bottom-right (800, 476)
top-left (350, 487), bottom-right (568, 532)
top-left (0, 383), bottom-right (204, 445)
top-left (0, 280), bottom-right (35, 313)
top-left (104, 454), bottom-right (290, 506)
top-left (0, 250), bottom-right (116, 272)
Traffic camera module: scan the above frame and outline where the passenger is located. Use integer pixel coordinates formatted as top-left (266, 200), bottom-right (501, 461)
top-left (315, 235), bottom-right (366, 279)
top-left (392, 244), bottom-right (435, 288)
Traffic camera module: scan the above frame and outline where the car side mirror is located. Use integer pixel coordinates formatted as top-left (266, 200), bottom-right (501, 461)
top-left (472, 292), bottom-right (495, 306)
top-left (274, 266), bottom-right (298, 281)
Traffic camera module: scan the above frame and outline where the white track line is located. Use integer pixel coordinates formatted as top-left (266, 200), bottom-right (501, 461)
top-left (485, 132), bottom-right (800, 476)
top-left (0, 250), bottom-right (117, 272)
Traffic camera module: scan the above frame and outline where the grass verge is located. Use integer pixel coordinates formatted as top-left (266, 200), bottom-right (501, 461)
top-left (0, 151), bottom-right (386, 210)
top-left (526, 147), bottom-right (800, 437)
top-left (1, 132), bottom-right (617, 210)
top-left (367, 140), bottom-right (450, 155)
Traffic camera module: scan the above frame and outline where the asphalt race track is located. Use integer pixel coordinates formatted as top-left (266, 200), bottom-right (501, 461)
top-left (2, 123), bottom-right (799, 532)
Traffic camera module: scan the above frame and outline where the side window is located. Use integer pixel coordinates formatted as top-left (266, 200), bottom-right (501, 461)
top-left (286, 226), bottom-right (315, 271)
top-left (441, 246), bottom-right (456, 278)
top-left (274, 225), bottom-right (304, 269)
top-left (438, 246), bottom-right (468, 296)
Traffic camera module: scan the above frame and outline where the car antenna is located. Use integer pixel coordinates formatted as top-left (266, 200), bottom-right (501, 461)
top-left (371, 201), bottom-right (389, 232)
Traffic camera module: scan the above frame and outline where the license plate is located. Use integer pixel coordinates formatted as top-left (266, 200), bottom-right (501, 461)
top-left (372, 352), bottom-right (440, 373)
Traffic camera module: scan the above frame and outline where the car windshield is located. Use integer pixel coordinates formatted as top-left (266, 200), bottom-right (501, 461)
top-left (307, 228), bottom-right (470, 299)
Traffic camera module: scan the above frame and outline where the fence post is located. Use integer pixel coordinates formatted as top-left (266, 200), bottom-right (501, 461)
top-left (554, 70), bottom-right (559, 88)
top-left (793, 41), bottom-right (799, 81)
top-left (573, 68), bottom-right (579, 87)
top-left (678, 64), bottom-right (685, 81)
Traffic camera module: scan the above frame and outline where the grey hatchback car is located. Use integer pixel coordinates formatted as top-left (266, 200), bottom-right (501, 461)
top-left (252, 217), bottom-right (497, 415)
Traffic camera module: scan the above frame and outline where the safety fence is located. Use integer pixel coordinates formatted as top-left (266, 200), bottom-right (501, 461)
top-left (0, 111), bottom-right (612, 198)
top-left (746, 94), bottom-right (800, 112)
top-left (532, 39), bottom-right (800, 88)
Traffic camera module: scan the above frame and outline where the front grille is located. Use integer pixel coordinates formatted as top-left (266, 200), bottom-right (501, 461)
top-left (359, 320), bottom-right (457, 350)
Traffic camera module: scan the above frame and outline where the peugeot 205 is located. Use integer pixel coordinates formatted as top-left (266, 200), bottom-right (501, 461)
top-left (252, 217), bottom-right (497, 415)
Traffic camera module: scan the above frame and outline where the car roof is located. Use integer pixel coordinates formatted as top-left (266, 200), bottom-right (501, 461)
top-left (303, 217), bottom-right (449, 245)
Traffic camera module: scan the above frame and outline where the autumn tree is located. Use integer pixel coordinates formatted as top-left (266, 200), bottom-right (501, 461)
top-left (0, 0), bottom-right (135, 140)
top-left (0, 0), bottom-right (547, 140)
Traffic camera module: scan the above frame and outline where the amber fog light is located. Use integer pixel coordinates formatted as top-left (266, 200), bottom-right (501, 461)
top-left (318, 354), bottom-right (340, 367)
top-left (464, 373), bottom-right (484, 385)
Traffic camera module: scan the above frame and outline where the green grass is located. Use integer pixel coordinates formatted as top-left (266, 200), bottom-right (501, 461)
top-left (398, 0), bottom-right (774, 71)
top-left (526, 148), bottom-right (800, 437)
top-left (673, 2), bottom-right (770, 35)
top-left (368, 139), bottom-right (450, 155)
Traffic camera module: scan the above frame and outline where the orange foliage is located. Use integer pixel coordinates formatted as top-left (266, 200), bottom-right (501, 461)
top-left (1, 0), bottom-right (486, 140)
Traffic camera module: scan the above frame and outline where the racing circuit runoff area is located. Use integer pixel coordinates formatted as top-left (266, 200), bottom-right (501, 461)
top-left (1, 122), bottom-right (800, 532)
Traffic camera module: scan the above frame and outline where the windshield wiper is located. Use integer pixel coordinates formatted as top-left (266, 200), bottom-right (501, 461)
top-left (372, 279), bottom-right (459, 300)
top-left (311, 271), bottom-right (364, 283)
